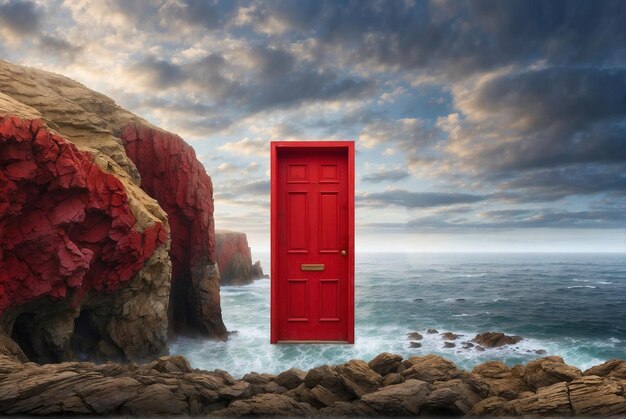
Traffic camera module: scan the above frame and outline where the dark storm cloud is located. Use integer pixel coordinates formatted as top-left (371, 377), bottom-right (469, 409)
top-left (163, 0), bottom-right (236, 29)
top-left (416, 210), bottom-right (626, 231)
top-left (36, 35), bottom-right (82, 62)
top-left (362, 169), bottom-right (410, 183)
top-left (88, 0), bottom-right (235, 32)
top-left (241, 0), bottom-right (626, 77)
top-left (0, 0), bottom-right (41, 36)
top-left (460, 67), bottom-right (626, 172)
top-left (358, 190), bottom-right (487, 209)
top-left (493, 165), bottom-right (626, 203)
top-left (130, 46), bottom-right (374, 116)
top-left (0, 1), bottom-right (83, 64)
top-left (380, 207), bottom-right (626, 232)
top-left (132, 56), bottom-right (187, 89)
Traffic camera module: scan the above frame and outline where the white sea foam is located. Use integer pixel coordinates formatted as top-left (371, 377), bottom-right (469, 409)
top-left (170, 253), bottom-right (624, 378)
top-left (171, 324), bottom-right (610, 378)
top-left (596, 281), bottom-right (612, 285)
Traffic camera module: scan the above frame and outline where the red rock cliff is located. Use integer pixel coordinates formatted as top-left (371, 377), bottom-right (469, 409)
top-left (121, 123), bottom-right (226, 338)
top-left (215, 230), bottom-right (253, 285)
top-left (0, 59), bottom-right (226, 361)
top-left (215, 230), bottom-right (267, 285)
top-left (0, 115), bottom-right (167, 310)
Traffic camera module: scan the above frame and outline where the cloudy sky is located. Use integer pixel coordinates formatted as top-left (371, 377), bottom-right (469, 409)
top-left (1, 0), bottom-right (625, 252)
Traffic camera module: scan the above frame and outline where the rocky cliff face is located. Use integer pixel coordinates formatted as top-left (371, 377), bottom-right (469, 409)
top-left (0, 59), bottom-right (225, 362)
top-left (121, 124), bottom-right (226, 338)
top-left (0, 352), bottom-right (624, 416)
top-left (215, 230), bottom-right (267, 286)
top-left (216, 231), bottom-right (253, 286)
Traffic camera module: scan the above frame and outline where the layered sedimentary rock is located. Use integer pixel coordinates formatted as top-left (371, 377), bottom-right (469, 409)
top-left (1, 352), bottom-right (624, 416)
top-left (215, 230), bottom-right (266, 285)
top-left (0, 59), bottom-right (225, 361)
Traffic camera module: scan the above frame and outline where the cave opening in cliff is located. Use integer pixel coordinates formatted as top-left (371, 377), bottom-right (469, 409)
top-left (10, 313), bottom-right (37, 362)
top-left (70, 308), bottom-right (101, 360)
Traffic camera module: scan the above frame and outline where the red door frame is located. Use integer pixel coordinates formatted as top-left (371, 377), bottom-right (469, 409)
top-left (270, 141), bottom-right (355, 344)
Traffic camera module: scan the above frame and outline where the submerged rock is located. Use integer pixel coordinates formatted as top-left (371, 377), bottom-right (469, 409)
top-left (441, 332), bottom-right (460, 340)
top-left (406, 332), bottom-right (423, 340)
top-left (474, 332), bottom-right (522, 348)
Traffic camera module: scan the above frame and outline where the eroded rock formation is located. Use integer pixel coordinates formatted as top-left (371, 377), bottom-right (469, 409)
top-left (0, 352), bottom-right (624, 416)
top-left (121, 124), bottom-right (226, 338)
top-left (0, 59), bottom-right (225, 361)
top-left (215, 230), bottom-right (266, 286)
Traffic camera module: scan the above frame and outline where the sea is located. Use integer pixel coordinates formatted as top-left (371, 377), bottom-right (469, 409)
top-left (170, 252), bottom-right (626, 378)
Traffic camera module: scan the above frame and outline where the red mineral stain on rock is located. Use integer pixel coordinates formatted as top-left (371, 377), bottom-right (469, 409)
top-left (121, 122), bottom-right (227, 338)
top-left (0, 114), bottom-right (166, 314)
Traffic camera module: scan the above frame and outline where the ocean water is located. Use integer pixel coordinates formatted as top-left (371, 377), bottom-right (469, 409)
top-left (170, 252), bottom-right (626, 378)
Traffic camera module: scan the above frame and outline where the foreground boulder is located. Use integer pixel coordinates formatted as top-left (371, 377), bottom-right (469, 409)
top-left (368, 352), bottom-right (402, 376)
top-left (361, 379), bottom-right (432, 415)
top-left (0, 59), bottom-right (226, 362)
top-left (523, 356), bottom-right (582, 390)
top-left (0, 353), bottom-right (625, 416)
top-left (400, 354), bottom-right (466, 382)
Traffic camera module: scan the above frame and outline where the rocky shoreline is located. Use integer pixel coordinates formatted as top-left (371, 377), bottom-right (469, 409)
top-left (0, 350), bottom-right (624, 416)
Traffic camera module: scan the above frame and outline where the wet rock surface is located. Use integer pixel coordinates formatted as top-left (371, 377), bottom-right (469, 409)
top-left (473, 331), bottom-right (523, 348)
top-left (1, 353), bottom-right (623, 416)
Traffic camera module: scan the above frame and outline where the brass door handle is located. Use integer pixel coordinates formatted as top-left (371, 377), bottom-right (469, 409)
top-left (341, 250), bottom-right (347, 256)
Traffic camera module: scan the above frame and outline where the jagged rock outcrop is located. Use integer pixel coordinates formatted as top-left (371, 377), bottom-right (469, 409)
top-left (0, 109), bottom-right (170, 363)
top-left (1, 353), bottom-right (624, 416)
top-left (215, 230), bottom-right (266, 285)
top-left (251, 260), bottom-right (268, 280)
top-left (0, 59), bottom-right (225, 361)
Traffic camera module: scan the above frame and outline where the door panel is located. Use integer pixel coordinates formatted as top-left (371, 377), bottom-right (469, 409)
top-left (271, 143), bottom-right (354, 343)
top-left (287, 192), bottom-right (308, 252)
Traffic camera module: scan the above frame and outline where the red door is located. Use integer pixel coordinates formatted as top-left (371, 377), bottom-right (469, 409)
top-left (271, 142), bottom-right (354, 343)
